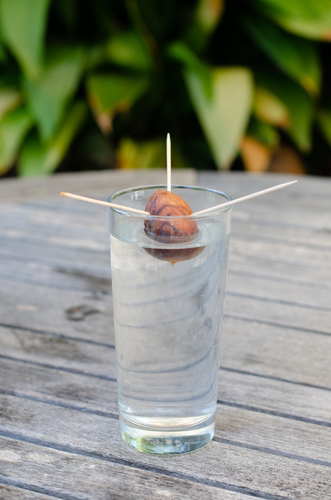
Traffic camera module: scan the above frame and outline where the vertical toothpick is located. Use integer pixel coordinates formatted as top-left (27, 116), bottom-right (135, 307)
top-left (167, 133), bottom-right (171, 192)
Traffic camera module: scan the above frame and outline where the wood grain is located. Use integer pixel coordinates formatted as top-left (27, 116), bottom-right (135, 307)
top-left (0, 395), bottom-right (330, 499)
top-left (0, 169), bottom-right (197, 203)
top-left (0, 439), bottom-right (258, 500)
top-left (0, 170), bottom-right (330, 500)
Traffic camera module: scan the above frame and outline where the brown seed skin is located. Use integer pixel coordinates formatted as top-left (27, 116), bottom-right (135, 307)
top-left (144, 190), bottom-right (204, 263)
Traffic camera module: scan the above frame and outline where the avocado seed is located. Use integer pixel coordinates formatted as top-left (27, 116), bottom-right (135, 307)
top-left (144, 190), bottom-right (204, 264)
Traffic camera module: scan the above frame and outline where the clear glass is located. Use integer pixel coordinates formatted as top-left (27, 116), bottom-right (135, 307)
top-left (109, 185), bottom-right (232, 455)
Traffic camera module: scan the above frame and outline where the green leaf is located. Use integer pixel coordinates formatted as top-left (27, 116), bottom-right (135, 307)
top-left (244, 16), bottom-right (321, 95)
top-left (317, 109), bottom-right (331, 146)
top-left (247, 119), bottom-right (279, 148)
top-left (0, 26), bottom-right (6, 62)
top-left (185, 0), bottom-right (224, 51)
top-left (256, 72), bottom-right (314, 151)
top-left (194, 0), bottom-right (224, 34)
top-left (167, 42), bottom-right (212, 97)
top-left (0, 87), bottom-right (22, 120)
top-left (0, 0), bottom-right (51, 79)
top-left (117, 138), bottom-right (188, 169)
top-left (86, 73), bottom-right (150, 131)
top-left (18, 101), bottom-right (87, 177)
top-left (106, 30), bottom-right (152, 71)
top-left (24, 46), bottom-right (85, 141)
top-left (0, 107), bottom-right (33, 175)
top-left (252, 0), bottom-right (331, 40)
top-left (253, 86), bottom-right (290, 127)
top-left (185, 67), bottom-right (253, 168)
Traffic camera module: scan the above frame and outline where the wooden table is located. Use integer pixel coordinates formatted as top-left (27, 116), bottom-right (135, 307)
top-left (0, 170), bottom-right (330, 500)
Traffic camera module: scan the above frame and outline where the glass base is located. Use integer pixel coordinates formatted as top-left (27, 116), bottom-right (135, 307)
top-left (120, 415), bottom-right (215, 455)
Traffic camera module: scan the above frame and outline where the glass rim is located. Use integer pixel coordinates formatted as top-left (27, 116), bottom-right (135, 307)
top-left (108, 184), bottom-right (233, 219)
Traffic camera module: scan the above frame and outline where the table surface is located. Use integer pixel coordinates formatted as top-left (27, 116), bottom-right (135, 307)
top-left (0, 170), bottom-right (330, 500)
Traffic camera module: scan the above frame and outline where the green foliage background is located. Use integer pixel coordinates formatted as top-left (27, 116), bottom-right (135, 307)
top-left (0, 0), bottom-right (331, 176)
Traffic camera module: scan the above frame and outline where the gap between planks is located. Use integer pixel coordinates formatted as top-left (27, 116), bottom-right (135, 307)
top-left (0, 429), bottom-right (328, 500)
top-left (0, 271), bottom-right (329, 314)
top-left (1, 352), bottom-right (330, 423)
top-left (1, 217), bottom-right (330, 252)
top-left (1, 353), bottom-right (331, 414)
top-left (0, 385), bottom-right (330, 430)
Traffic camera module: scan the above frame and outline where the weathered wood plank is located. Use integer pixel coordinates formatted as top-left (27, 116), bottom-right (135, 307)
top-left (0, 260), bottom-right (111, 294)
top-left (1, 170), bottom-right (330, 500)
top-left (0, 169), bottom-right (198, 203)
top-left (1, 216), bottom-right (330, 273)
top-left (0, 182), bottom-right (329, 322)
top-left (0, 438), bottom-right (262, 500)
top-left (0, 261), bottom-right (330, 386)
top-left (1, 395), bottom-right (330, 499)
top-left (1, 304), bottom-right (331, 390)
top-left (198, 173), bottom-right (331, 230)
top-left (0, 325), bottom-right (117, 380)
top-left (1, 270), bottom-right (330, 350)
top-left (215, 406), bottom-right (331, 464)
top-left (0, 210), bottom-right (329, 269)
top-left (1, 170), bottom-right (328, 214)
top-left (227, 272), bottom-right (331, 309)
top-left (1, 188), bottom-right (329, 243)
top-left (0, 170), bottom-right (328, 209)
top-left (228, 268), bottom-right (331, 309)
top-left (0, 280), bottom-right (114, 345)
top-left (1, 348), bottom-right (331, 429)
top-left (229, 237), bottom-right (331, 272)
top-left (198, 172), bottom-right (331, 202)
top-left (1, 237), bottom-right (330, 301)
top-left (1, 302), bottom-right (330, 400)
top-left (231, 218), bottom-right (331, 249)
top-left (0, 173), bottom-right (329, 239)
top-left (1, 198), bottom-right (330, 287)
top-left (0, 260), bottom-right (330, 323)
top-left (0, 199), bottom-right (110, 235)
top-left (1, 240), bottom-right (329, 316)
top-left (0, 356), bottom-right (118, 415)
top-left (218, 369), bottom-right (331, 424)
top-left (1, 241), bottom-right (330, 308)
top-left (1, 199), bottom-right (330, 261)
top-left (230, 196), bottom-right (330, 229)
top-left (221, 315), bottom-right (331, 387)
top-left (1, 341), bottom-right (330, 437)
top-left (1, 188), bottom-right (329, 233)
top-left (0, 484), bottom-right (60, 500)
top-left (225, 294), bottom-right (331, 336)
top-left (228, 257), bottom-right (331, 290)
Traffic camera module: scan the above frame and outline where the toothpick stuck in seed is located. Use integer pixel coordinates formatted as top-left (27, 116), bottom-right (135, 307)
top-left (60, 192), bottom-right (150, 215)
top-left (193, 180), bottom-right (298, 216)
top-left (61, 180), bottom-right (298, 218)
top-left (167, 133), bottom-right (171, 192)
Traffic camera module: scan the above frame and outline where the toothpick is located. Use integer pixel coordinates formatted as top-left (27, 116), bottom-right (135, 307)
top-left (167, 133), bottom-right (171, 192)
top-left (61, 180), bottom-right (297, 218)
top-left (193, 180), bottom-right (298, 216)
top-left (60, 192), bottom-right (150, 215)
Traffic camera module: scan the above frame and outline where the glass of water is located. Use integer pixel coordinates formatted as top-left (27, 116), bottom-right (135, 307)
top-left (109, 185), bottom-right (232, 454)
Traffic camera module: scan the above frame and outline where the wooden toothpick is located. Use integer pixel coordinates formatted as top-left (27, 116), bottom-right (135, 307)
top-left (60, 192), bottom-right (150, 215)
top-left (61, 180), bottom-right (297, 218)
top-left (167, 133), bottom-right (171, 192)
top-left (193, 180), bottom-right (298, 216)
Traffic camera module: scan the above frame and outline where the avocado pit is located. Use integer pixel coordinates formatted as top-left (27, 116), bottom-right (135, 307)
top-left (144, 190), bottom-right (204, 264)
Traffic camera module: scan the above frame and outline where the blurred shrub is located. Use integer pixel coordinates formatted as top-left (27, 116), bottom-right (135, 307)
top-left (0, 0), bottom-right (331, 176)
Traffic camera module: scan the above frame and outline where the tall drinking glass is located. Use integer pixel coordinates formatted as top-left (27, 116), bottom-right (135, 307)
top-left (109, 185), bottom-right (232, 454)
